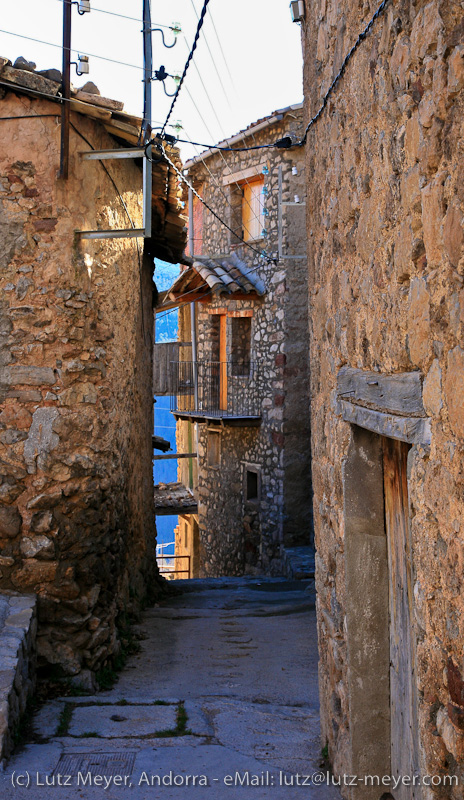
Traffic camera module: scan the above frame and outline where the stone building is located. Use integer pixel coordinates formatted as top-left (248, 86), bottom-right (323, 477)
top-left (0, 57), bottom-right (186, 676)
top-left (300, 0), bottom-right (464, 796)
top-left (157, 105), bottom-right (312, 577)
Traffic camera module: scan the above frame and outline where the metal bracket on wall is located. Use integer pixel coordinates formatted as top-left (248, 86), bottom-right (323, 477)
top-left (77, 146), bottom-right (152, 239)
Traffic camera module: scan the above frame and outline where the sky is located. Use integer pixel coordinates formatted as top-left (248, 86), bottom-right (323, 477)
top-left (0, 0), bottom-right (304, 160)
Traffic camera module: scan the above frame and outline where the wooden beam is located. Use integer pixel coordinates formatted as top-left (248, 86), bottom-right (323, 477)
top-left (155, 505), bottom-right (198, 516)
top-left (153, 453), bottom-right (197, 460)
top-left (337, 367), bottom-right (424, 416)
top-left (339, 400), bottom-right (431, 445)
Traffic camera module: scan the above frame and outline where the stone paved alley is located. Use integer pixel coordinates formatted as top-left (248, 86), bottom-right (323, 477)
top-left (1, 577), bottom-right (341, 799)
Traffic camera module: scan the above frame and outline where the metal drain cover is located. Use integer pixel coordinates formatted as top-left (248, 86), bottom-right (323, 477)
top-left (54, 752), bottom-right (136, 777)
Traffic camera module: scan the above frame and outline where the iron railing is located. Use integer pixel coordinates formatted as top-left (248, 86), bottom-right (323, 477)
top-left (170, 360), bottom-right (262, 418)
top-left (158, 554), bottom-right (191, 579)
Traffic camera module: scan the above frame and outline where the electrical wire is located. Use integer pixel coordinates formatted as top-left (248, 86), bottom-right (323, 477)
top-left (0, 113), bottom-right (60, 120)
top-left (54, 0), bottom-right (175, 28)
top-left (69, 121), bottom-right (147, 342)
top-left (156, 142), bottom-right (275, 261)
top-left (207, 7), bottom-right (236, 92)
top-left (182, 34), bottom-right (223, 135)
top-left (175, 86), bottom-right (269, 238)
top-left (179, 125), bottom-right (267, 253)
top-left (298, 0), bottom-right (391, 146)
top-left (174, 136), bottom-right (281, 152)
top-left (0, 27), bottom-right (148, 72)
top-left (188, 0), bottom-right (232, 110)
top-left (160, 0), bottom-right (210, 135)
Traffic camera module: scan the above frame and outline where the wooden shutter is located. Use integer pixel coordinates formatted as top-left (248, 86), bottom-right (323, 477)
top-left (242, 178), bottom-right (264, 241)
top-left (153, 342), bottom-right (180, 396)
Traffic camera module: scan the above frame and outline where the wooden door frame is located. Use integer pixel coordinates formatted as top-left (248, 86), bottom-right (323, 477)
top-left (343, 425), bottom-right (421, 800)
top-left (219, 314), bottom-right (227, 411)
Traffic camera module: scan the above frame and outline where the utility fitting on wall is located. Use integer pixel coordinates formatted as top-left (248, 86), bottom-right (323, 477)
top-left (290, 1), bottom-right (305, 23)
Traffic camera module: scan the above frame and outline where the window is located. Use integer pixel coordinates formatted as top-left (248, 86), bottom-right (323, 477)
top-left (244, 465), bottom-right (261, 505)
top-left (231, 317), bottom-right (251, 376)
top-left (242, 177), bottom-right (264, 241)
top-left (207, 430), bottom-right (221, 467)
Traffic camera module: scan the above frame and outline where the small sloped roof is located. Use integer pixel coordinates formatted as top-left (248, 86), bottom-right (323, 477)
top-left (162, 253), bottom-right (265, 307)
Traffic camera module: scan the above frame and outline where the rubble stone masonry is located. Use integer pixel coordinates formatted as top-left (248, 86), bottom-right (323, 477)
top-left (303, 0), bottom-right (464, 794)
top-left (0, 93), bottom-right (158, 676)
top-left (185, 108), bottom-right (312, 575)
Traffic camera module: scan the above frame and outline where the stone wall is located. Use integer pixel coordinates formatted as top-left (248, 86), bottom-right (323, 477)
top-left (0, 593), bottom-right (37, 764)
top-left (0, 91), bottom-right (160, 677)
top-left (184, 109), bottom-right (312, 575)
top-left (302, 0), bottom-right (464, 793)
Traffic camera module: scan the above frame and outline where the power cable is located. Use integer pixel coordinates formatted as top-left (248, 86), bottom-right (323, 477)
top-left (0, 113), bottom-right (61, 120)
top-left (0, 78), bottom-right (180, 133)
top-left (152, 142), bottom-right (276, 263)
top-left (174, 136), bottom-right (284, 152)
top-left (0, 27), bottom-right (149, 72)
top-left (180, 125), bottom-right (267, 251)
top-left (188, 0), bottom-right (232, 110)
top-left (54, 0), bottom-right (176, 28)
top-left (168, 84), bottom-right (270, 238)
top-left (160, 0), bottom-right (210, 135)
top-left (207, 7), bottom-right (236, 93)
top-left (69, 121), bottom-right (147, 342)
top-left (298, 0), bottom-right (391, 146)
top-left (182, 34), bottom-right (223, 135)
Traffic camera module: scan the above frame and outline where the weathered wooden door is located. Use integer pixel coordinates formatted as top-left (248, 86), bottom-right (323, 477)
top-left (383, 438), bottom-right (420, 799)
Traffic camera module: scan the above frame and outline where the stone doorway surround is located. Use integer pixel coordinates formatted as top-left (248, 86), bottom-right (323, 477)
top-left (337, 367), bottom-right (430, 800)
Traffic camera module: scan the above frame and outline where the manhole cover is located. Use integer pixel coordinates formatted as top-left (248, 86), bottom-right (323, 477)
top-left (54, 752), bottom-right (136, 777)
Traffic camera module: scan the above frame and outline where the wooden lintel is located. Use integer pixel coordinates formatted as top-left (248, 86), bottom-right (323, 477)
top-left (206, 307), bottom-right (254, 317)
top-left (166, 290), bottom-right (211, 306)
top-left (337, 367), bottom-right (424, 416)
top-left (339, 400), bottom-right (431, 445)
top-left (155, 505), bottom-right (198, 516)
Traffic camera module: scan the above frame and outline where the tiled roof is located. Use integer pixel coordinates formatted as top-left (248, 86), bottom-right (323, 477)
top-left (165, 253), bottom-right (265, 302)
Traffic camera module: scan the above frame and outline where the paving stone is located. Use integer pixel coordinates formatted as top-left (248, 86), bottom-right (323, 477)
top-left (32, 701), bottom-right (65, 738)
top-left (68, 704), bottom-right (178, 738)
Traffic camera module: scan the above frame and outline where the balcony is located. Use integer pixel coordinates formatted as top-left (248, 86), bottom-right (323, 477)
top-left (170, 361), bottom-right (262, 426)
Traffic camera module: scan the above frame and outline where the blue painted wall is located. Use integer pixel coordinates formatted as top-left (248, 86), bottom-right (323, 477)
top-left (154, 259), bottom-right (180, 557)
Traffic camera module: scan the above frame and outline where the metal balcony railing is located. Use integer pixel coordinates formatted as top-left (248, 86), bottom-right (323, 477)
top-left (170, 360), bottom-right (262, 419)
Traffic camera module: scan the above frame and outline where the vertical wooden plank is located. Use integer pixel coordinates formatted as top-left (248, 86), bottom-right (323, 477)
top-left (384, 438), bottom-right (420, 800)
top-left (242, 178), bottom-right (264, 241)
top-left (242, 183), bottom-right (252, 241)
top-left (219, 314), bottom-right (227, 411)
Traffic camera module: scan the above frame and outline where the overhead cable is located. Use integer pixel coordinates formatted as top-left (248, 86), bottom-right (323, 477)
top-left (0, 28), bottom-right (152, 72)
top-left (150, 141), bottom-right (276, 266)
top-left (160, 0), bottom-right (211, 135)
top-left (188, 0), bottom-right (232, 109)
top-left (298, 0), bottom-right (391, 146)
top-left (180, 126), bottom-right (266, 247)
top-left (54, 0), bottom-right (176, 28)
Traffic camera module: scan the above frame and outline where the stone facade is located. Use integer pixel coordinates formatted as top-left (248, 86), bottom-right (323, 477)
top-left (0, 592), bottom-right (37, 764)
top-left (0, 74), bottom-right (185, 677)
top-left (175, 106), bottom-right (312, 577)
top-left (302, 0), bottom-right (464, 795)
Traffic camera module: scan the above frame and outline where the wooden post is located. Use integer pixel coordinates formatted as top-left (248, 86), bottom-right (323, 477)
top-left (219, 314), bottom-right (227, 411)
top-left (59, 0), bottom-right (72, 179)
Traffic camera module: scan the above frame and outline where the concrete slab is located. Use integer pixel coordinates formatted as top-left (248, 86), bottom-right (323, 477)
top-left (32, 701), bottom-right (65, 738)
top-left (68, 704), bottom-right (178, 738)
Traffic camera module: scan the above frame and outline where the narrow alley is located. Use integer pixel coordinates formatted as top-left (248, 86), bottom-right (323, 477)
top-left (0, 577), bottom-right (341, 799)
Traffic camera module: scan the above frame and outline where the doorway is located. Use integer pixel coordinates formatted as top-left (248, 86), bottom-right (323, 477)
top-left (344, 426), bottom-right (420, 799)
top-left (383, 438), bottom-right (420, 800)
